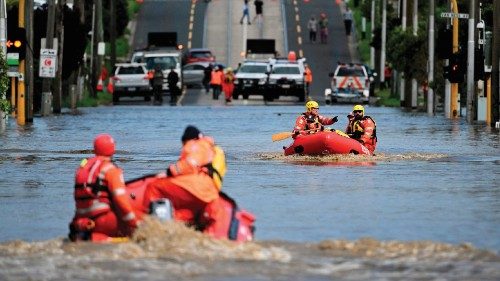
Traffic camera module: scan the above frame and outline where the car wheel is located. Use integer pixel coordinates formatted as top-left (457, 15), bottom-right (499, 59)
top-left (243, 93), bottom-right (249, 100)
top-left (232, 92), bottom-right (239, 100)
top-left (264, 94), bottom-right (274, 102)
top-left (145, 95), bottom-right (151, 102)
top-left (112, 92), bottom-right (119, 104)
top-left (298, 91), bottom-right (305, 102)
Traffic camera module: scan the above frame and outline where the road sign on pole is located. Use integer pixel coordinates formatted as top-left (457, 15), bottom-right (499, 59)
top-left (39, 49), bottom-right (58, 78)
top-left (440, 12), bottom-right (469, 19)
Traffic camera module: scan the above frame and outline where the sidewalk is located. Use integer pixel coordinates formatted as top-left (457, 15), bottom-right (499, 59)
top-left (205, 0), bottom-right (285, 69)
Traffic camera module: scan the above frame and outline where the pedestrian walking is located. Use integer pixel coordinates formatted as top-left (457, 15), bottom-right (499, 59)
top-left (253, 0), bottom-right (263, 24)
top-left (384, 63), bottom-right (392, 89)
top-left (304, 63), bottom-right (313, 97)
top-left (203, 64), bottom-right (213, 93)
top-left (319, 13), bottom-right (328, 44)
top-left (307, 16), bottom-right (318, 43)
top-left (167, 68), bottom-right (180, 105)
top-left (240, 0), bottom-right (251, 25)
top-left (343, 7), bottom-right (353, 36)
top-left (222, 67), bottom-right (235, 104)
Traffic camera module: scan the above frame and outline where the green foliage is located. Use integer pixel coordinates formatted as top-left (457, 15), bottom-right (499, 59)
top-left (386, 28), bottom-right (428, 83)
top-left (375, 89), bottom-right (401, 107)
top-left (127, 0), bottom-right (141, 18)
top-left (75, 90), bottom-right (113, 107)
top-left (0, 49), bottom-right (12, 116)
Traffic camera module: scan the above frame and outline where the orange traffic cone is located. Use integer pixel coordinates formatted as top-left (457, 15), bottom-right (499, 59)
top-left (107, 79), bottom-right (114, 94)
top-left (96, 77), bottom-right (103, 91)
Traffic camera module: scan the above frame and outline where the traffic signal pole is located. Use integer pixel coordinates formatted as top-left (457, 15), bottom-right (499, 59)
top-left (16, 0), bottom-right (25, 125)
top-left (450, 0), bottom-right (459, 118)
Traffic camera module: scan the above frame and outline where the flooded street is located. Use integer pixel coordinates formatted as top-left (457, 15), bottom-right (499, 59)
top-left (1, 104), bottom-right (499, 280)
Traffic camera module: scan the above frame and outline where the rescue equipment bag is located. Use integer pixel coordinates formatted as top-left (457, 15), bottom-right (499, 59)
top-left (204, 145), bottom-right (226, 191)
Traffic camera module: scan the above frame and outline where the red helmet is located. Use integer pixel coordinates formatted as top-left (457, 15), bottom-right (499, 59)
top-left (94, 134), bottom-right (115, 156)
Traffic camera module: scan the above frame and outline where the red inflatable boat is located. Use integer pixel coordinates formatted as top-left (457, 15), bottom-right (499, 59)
top-left (283, 131), bottom-right (372, 156)
top-left (70, 175), bottom-right (256, 243)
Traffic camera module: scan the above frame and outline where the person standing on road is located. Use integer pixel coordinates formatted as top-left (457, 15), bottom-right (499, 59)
top-left (292, 101), bottom-right (338, 138)
top-left (69, 134), bottom-right (141, 242)
top-left (319, 13), bottom-right (329, 44)
top-left (307, 16), bottom-right (318, 43)
top-left (210, 66), bottom-right (223, 100)
top-left (152, 65), bottom-right (164, 104)
top-left (203, 64), bottom-right (213, 93)
top-left (383, 63), bottom-right (392, 89)
top-left (304, 64), bottom-right (313, 98)
top-left (345, 105), bottom-right (377, 153)
top-left (222, 67), bottom-right (235, 104)
top-left (167, 67), bottom-right (180, 105)
top-left (343, 7), bottom-right (353, 36)
top-left (253, 0), bottom-right (264, 24)
top-left (240, 0), bottom-right (251, 25)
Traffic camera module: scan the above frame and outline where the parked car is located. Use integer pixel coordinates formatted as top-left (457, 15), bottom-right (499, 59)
top-left (111, 63), bottom-right (151, 104)
top-left (267, 58), bottom-right (306, 102)
top-left (325, 62), bottom-right (371, 104)
top-left (233, 60), bottom-right (269, 100)
top-left (182, 62), bottom-right (225, 88)
top-left (181, 48), bottom-right (215, 65)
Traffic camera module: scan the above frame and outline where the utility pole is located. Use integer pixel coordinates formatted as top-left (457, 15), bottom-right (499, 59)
top-left (110, 0), bottom-right (116, 69)
top-left (427, 0), bottom-right (435, 115)
top-left (380, 0), bottom-right (386, 86)
top-left (25, 0), bottom-right (33, 122)
top-left (91, 0), bottom-right (102, 98)
top-left (465, 0), bottom-right (476, 123)
top-left (492, 0), bottom-right (499, 126)
top-left (0, 0), bottom-right (7, 129)
top-left (400, 0), bottom-right (407, 106)
top-left (411, 0), bottom-right (418, 109)
top-left (370, 0), bottom-right (375, 69)
top-left (450, 0), bottom-right (460, 118)
top-left (53, 0), bottom-right (65, 114)
top-left (41, 0), bottom-right (55, 116)
top-left (17, 0), bottom-right (26, 125)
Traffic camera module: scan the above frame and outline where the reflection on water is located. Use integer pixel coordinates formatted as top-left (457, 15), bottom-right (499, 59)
top-left (0, 105), bottom-right (499, 279)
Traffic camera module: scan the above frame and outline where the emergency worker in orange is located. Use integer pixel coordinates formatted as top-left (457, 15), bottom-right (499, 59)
top-left (304, 63), bottom-right (313, 97)
top-left (210, 66), bottom-right (224, 100)
top-left (69, 134), bottom-right (140, 242)
top-left (143, 126), bottom-right (224, 236)
top-left (293, 100), bottom-right (338, 138)
top-left (221, 67), bottom-right (235, 104)
top-left (345, 104), bottom-right (377, 153)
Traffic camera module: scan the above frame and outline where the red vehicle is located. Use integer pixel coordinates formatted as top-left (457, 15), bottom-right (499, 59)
top-left (182, 48), bottom-right (215, 65)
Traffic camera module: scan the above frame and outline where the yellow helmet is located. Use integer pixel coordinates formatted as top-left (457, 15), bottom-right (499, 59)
top-left (305, 100), bottom-right (319, 111)
top-left (352, 104), bottom-right (365, 115)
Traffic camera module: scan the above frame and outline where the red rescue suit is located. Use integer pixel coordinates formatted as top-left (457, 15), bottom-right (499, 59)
top-left (293, 112), bottom-right (335, 138)
top-left (143, 137), bottom-right (224, 236)
top-left (221, 72), bottom-right (235, 101)
top-left (70, 156), bottom-right (139, 241)
top-left (346, 116), bottom-right (377, 153)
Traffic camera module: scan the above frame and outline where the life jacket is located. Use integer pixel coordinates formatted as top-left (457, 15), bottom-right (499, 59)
top-left (302, 113), bottom-right (323, 131)
top-left (350, 116), bottom-right (377, 140)
top-left (203, 145), bottom-right (226, 191)
top-left (73, 157), bottom-right (115, 218)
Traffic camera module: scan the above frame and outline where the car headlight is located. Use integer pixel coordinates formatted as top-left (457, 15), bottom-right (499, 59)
top-left (234, 80), bottom-right (239, 85)
top-left (325, 88), bottom-right (332, 96)
top-left (258, 78), bottom-right (267, 85)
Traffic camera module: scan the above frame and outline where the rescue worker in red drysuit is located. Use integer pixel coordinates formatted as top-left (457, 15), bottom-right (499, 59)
top-left (345, 104), bottom-right (377, 153)
top-left (143, 126), bottom-right (225, 236)
top-left (69, 134), bottom-right (140, 242)
top-left (292, 100), bottom-right (338, 138)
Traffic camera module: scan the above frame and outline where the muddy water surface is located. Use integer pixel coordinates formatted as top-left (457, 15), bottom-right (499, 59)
top-left (0, 105), bottom-right (499, 280)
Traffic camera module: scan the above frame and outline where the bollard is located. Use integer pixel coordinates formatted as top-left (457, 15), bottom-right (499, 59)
top-left (41, 92), bottom-right (53, 116)
top-left (70, 85), bottom-right (77, 110)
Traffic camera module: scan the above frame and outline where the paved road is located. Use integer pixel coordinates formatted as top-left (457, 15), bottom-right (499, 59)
top-left (131, 0), bottom-right (207, 53)
top-left (285, 0), bottom-right (356, 103)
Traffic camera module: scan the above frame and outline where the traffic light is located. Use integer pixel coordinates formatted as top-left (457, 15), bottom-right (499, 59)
top-left (447, 53), bottom-right (465, 83)
top-left (6, 27), bottom-right (26, 60)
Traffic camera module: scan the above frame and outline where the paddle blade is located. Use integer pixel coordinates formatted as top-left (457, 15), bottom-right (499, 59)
top-left (272, 132), bottom-right (293, 142)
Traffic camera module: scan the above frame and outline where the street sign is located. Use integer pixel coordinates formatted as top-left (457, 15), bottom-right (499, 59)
top-left (39, 48), bottom-right (57, 78)
top-left (6, 53), bottom-right (19, 66)
top-left (440, 12), bottom-right (469, 19)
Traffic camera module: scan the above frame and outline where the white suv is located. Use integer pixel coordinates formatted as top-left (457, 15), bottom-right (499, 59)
top-left (142, 50), bottom-right (182, 91)
top-left (111, 63), bottom-right (151, 104)
top-left (233, 60), bottom-right (269, 100)
top-left (267, 58), bottom-right (306, 102)
top-left (325, 63), bottom-right (371, 104)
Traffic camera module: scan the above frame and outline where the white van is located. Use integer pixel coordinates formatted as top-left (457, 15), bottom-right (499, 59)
top-left (142, 50), bottom-right (183, 91)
